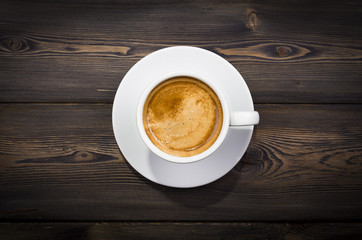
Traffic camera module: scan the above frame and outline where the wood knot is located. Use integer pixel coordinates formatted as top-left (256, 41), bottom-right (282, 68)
top-left (16, 151), bottom-right (117, 164)
top-left (244, 9), bottom-right (261, 32)
top-left (74, 151), bottom-right (95, 162)
top-left (214, 41), bottom-right (310, 62)
top-left (7, 37), bottom-right (22, 51)
top-left (276, 46), bottom-right (292, 57)
top-left (0, 35), bottom-right (29, 53)
top-left (233, 146), bottom-right (264, 175)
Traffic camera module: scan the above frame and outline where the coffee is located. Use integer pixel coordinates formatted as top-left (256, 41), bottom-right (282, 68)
top-left (142, 76), bottom-right (223, 157)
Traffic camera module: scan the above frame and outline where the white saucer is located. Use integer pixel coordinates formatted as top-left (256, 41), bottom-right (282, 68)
top-left (112, 46), bottom-right (255, 188)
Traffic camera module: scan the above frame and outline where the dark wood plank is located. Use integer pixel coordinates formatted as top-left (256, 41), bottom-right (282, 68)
top-left (1, 104), bottom-right (361, 221)
top-left (1, 222), bottom-right (362, 240)
top-left (1, 0), bottom-right (361, 103)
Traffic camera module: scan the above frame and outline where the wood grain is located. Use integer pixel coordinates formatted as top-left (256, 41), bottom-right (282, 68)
top-left (1, 0), bottom-right (362, 236)
top-left (1, 103), bottom-right (361, 221)
top-left (1, 0), bottom-right (361, 103)
top-left (1, 222), bottom-right (362, 240)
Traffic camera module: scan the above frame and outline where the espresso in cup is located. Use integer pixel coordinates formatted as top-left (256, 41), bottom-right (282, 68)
top-left (142, 76), bottom-right (223, 157)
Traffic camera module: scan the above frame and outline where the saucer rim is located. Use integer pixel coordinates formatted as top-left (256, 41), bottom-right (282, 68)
top-left (112, 46), bottom-right (255, 188)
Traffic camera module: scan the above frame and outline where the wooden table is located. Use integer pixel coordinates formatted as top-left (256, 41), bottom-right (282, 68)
top-left (1, 0), bottom-right (362, 238)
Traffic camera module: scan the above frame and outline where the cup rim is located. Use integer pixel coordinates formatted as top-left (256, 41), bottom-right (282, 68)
top-left (136, 71), bottom-right (230, 164)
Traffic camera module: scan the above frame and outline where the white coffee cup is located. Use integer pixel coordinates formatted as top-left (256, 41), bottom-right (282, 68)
top-left (136, 71), bottom-right (259, 164)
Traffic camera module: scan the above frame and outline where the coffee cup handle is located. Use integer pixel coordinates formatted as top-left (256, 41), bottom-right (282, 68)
top-left (230, 111), bottom-right (260, 126)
